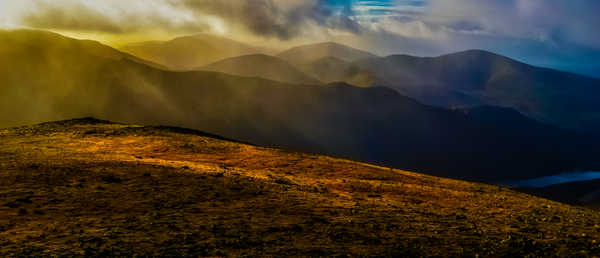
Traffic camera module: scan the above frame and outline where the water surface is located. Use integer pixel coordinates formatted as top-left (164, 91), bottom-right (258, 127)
top-left (506, 172), bottom-right (600, 188)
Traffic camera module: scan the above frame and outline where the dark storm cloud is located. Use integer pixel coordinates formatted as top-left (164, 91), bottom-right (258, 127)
top-left (177, 0), bottom-right (362, 39)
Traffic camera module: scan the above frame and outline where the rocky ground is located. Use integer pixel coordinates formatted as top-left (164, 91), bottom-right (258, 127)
top-left (1, 118), bottom-right (600, 256)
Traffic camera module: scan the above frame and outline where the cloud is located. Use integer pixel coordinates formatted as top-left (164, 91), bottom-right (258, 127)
top-left (20, 0), bottom-right (214, 34)
top-left (175, 0), bottom-right (362, 40)
top-left (345, 0), bottom-right (600, 76)
top-left (16, 0), bottom-right (599, 47)
top-left (426, 0), bottom-right (600, 48)
top-left (16, 0), bottom-right (362, 40)
top-left (23, 1), bottom-right (126, 33)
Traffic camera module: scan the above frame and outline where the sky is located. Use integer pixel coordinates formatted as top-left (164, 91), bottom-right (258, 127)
top-left (1, 0), bottom-right (599, 77)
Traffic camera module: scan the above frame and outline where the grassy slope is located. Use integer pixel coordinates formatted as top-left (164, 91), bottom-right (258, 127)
top-left (1, 119), bottom-right (600, 256)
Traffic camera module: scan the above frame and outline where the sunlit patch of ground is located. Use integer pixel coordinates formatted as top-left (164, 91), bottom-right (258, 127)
top-left (1, 118), bottom-right (599, 256)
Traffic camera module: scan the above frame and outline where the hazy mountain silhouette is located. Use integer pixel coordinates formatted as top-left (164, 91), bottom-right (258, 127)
top-left (278, 42), bottom-right (378, 65)
top-left (297, 56), bottom-right (375, 87)
top-left (124, 37), bottom-right (600, 132)
top-left (354, 50), bottom-right (600, 132)
top-left (121, 34), bottom-right (267, 70)
top-left (201, 54), bottom-right (321, 85)
top-left (2, 30), bottom-right (599, 182)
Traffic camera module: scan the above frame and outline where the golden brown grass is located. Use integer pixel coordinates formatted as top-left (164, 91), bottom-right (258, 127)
top-left (1, 118), bottom-right (600, 256)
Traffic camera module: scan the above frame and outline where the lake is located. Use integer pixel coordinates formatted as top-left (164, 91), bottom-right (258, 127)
top-left (506, 171), bottom-right (600, 188)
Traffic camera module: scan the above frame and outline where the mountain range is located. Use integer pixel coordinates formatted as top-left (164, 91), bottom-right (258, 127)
top-left (277, 41), bottom-right (379, 64)
top-left (355, 50), bottom-right (600, 132)
top-left (201, 54), bottom-right (320, 85)
top-left (2, 29), bottom-right (599, 182)
top-left (121, 34), bottom-right (268, 70)
top-left (127, 36), bottom-right (600, 133)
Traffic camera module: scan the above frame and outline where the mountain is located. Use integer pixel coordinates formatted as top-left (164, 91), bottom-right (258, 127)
top-left (296, 56), bottom-right (375, 87)
top-left (2, 29), bottom-right (599, 182)
top-left (355, 50), bottom-right (600, 132)
top-left (457, 105), bottom-right (574, 137)
top-left (121, 34), bottom-right (267, 70)
top-left (200, 54), bottom-right (321, 85)
top-left (2, 118), bottom-right (600, 256)
top-left (277, 42), bottom-right (378, 65)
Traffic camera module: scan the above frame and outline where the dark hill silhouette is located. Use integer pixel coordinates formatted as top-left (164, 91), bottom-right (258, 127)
top-left (121, 34), bottom-right (267, 70)
top-left (1, 29), bottom-right (599, 182)
top-left (200, 54), bottom-right (320, 85)
top-left (355, 50), bottom-right (600, 132)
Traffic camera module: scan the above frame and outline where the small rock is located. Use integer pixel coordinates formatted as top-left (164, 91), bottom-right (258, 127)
top-left (4, 202), bottom-right (19, 208)
top-left (16, 197), bottom-right (33, 204)
top-left (101, 175), bottom-right (122, 183)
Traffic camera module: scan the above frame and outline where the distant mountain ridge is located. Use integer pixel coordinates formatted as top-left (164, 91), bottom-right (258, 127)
top-left (296, 56), bottom-right (375, 87)
top-left (121, 34), bottom-right (268, 70)
top-left (270, 42), bottom-right (600, 132)
top-left (2, 29), bottom-right (599, 182)
top-left (277, 42), bottom-right (379, 64)
top-left (121, 37), bottom-right (600, 133)
top-left (355, 49), bottom-right (600, 132)
top-left (201, 54), bottom-right (320, 85)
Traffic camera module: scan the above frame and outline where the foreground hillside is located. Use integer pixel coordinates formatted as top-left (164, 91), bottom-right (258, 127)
top-left (1, 119), bottom-right (600, 256)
